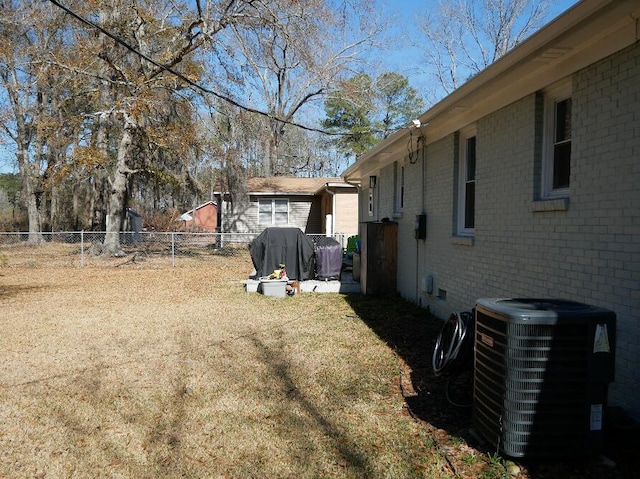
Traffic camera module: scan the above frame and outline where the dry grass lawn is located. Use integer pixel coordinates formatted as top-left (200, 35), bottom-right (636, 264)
top-left (0, 246), bottom-right (445, 479)
top-left (1, 244), bottom-right (633, 479)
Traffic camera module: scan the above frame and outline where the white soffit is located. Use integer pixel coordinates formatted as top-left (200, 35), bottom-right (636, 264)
top-left (343, 0), bottom-right (640, 182)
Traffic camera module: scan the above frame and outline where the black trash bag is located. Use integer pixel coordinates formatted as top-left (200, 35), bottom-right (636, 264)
top-left (250, 227), bottom-right (315, 281)
top-left (315, 236), bottom-right (342, 280)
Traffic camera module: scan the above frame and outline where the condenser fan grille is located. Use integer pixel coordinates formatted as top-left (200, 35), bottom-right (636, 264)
top-left (473, 299), bottom-right (615, 458)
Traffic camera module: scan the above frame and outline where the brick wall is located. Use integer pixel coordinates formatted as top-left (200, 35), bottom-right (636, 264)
top-left (371, 42), bottom-right (640, 418)
top-left (571, 42), bottom-right (640, 413)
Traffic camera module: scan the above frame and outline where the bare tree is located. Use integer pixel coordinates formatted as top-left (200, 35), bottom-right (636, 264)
top-left (0, 0), bottom-right (81, 242)
top-left (417, 0), bottom-right (551, 96)
top-left (80, 0), bottom-right (260, 255)
top-left (0, 0), bottom-right (387, 241)
top-left (221, 0), bottom-right (382, 176)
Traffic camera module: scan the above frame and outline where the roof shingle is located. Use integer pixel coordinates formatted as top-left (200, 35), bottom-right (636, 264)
top-left (246, 177), bottom-right (346, 195)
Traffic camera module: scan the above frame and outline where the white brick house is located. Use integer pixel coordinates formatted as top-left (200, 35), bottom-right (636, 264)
top-left (343, 0), bottom-right (640, 420)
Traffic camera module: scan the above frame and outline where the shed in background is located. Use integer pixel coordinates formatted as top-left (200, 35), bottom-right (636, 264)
top-left (179, 201), bottom-right (218, 232)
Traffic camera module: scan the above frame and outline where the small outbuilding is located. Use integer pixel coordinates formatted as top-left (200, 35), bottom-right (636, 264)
top-left (215, 177), bottom-right (358, 241)
top-left (179, 201), bottom-right (218, 232)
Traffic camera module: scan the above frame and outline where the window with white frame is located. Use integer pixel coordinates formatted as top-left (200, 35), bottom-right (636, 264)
top-left (258, 199), bottom-right (289, 225)
top-left (367, 175), bottom-right (376, 217)
top-left (457, 126), bottom-right (476, 235)
top-left (542, 83), bottom-right (572, 198)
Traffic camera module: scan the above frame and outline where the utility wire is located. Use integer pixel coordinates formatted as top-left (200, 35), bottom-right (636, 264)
top-left (45, 0), bottom-right (388, 137)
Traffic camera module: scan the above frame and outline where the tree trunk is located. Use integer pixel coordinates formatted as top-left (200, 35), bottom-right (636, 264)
top-left (16, 142), bottom-right (43, 244)
top-left (262, 137), bottom-right (272, 177)
top-left (49, 185), bottom-right (57, 232)
top-left (103, 115), bottom-right (137, 256)
top-left (72, 185), bottom-right (79, 230)
top-left (24, 177), bottom-right (43, 243)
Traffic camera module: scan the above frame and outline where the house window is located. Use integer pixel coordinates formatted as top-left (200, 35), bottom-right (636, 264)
top-left (457, 127), bottom-right (476, 234)
top-left (394, 161), bottom-right (405, 213)
top-left (367, 176), bottom-right (376, 217)
top-left (259, 199), bottom-right (289, 225)
top-left (543, 83), bottom-right (572, 198)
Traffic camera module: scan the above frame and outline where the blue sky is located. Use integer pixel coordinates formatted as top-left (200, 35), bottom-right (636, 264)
top-left (0, 0), bottom-right (580, 174)
top-left (373, 0), bottom-right (580, 93)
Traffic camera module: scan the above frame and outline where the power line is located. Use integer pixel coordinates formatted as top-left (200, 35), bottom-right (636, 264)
top-left (45, 0), bottom-right (345, 136)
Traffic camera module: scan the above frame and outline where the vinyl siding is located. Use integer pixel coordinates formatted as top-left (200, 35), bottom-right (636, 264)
top-left (220, 195), bottom-right (322, 234)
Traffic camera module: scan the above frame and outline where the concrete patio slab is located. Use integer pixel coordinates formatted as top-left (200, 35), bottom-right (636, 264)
top-left (244, 270), bottom-right (360, 295)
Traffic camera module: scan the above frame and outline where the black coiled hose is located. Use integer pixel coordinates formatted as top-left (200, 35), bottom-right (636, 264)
top-left (432, 311), bottom-right (474, 377)
top-left (432, 311), bottom-right (475, 407)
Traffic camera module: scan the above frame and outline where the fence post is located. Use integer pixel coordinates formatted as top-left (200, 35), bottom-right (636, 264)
top-left (171, 232), bottom-right (175, 267)
top-left (80, 230), bottom-right (84, 267)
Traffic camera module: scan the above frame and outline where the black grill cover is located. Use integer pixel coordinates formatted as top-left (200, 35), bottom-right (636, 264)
top-left (250, 227), bottom-right (315, 281)
top-left (314, 236), bottom-right (342, 280)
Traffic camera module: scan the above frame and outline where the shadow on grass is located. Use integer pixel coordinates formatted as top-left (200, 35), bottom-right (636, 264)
top-left (48, 349), bottom-right (194, 476)
top-left (343, 293), bottom-right (474, 439)
top-left (248, 335), bottom-right (373, 476)
top-left (0, 284), bottom-right (47, 300)
top-left (344, 293), bottom-right (640, 479)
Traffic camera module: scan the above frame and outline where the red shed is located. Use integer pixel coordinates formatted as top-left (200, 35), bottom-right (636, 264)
top-left (179, 201), bottom-right (218, 232)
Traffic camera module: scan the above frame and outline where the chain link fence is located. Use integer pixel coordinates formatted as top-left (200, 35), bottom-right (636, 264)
top-left (0, 231), bottom-right (347, 268)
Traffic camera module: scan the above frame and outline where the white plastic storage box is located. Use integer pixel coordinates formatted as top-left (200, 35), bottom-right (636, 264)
top-left (259, 280), bottom-right (287, 298)
top-left (473, 298), bottom-right (615, 459)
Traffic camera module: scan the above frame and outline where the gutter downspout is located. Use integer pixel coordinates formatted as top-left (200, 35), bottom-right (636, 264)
top-left (420, 137), bottom-right (426, 304)
top-left (342, 177), bottom-right (363, 246)
top-left (324, 184), bottom-right (336, 238)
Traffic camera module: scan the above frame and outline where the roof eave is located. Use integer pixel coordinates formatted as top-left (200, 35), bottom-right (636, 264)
top-left (343, 0), bottom-right (640, 182)
top-left (254, 191), bottom-right (318, 196)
